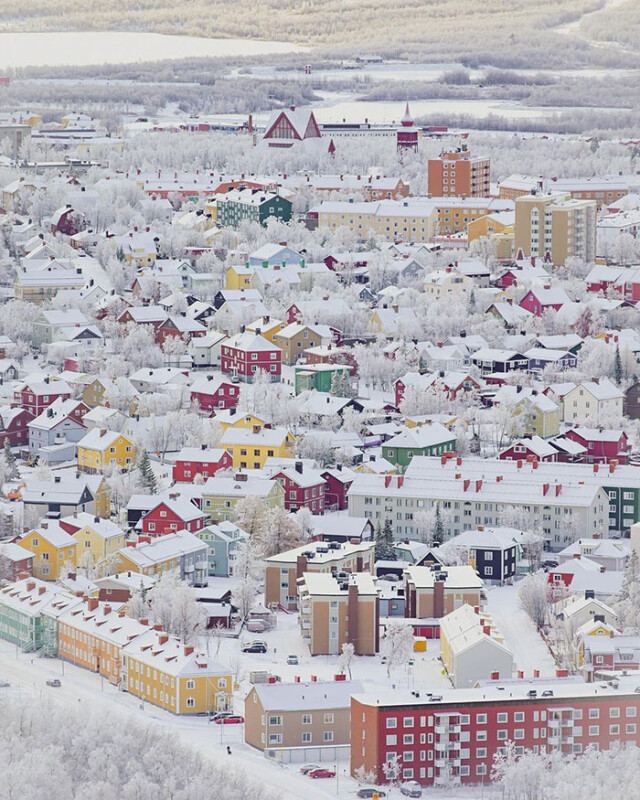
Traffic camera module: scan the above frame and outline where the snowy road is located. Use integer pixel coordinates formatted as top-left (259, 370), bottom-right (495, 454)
top-left (484, 584), bottom-right (557, 678)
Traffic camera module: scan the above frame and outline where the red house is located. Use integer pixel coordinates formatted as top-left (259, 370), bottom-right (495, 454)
top-left (50, 205), bottom-right (85, 237)
top-left (0, 543), bottom-right (33, 580)
top-left (320, 466), bottom-right (355, 511)
top-left (499, 437), bottom-right (558, 463)
top-left (172, 446), bottom-right (233, 483)
top-left (220, 330), bottom-right (281, 383)
top-left (565, 427), bottom-right (630, 464)
top-left (18, 378), bottom-right (71, 416)
top-left (155, 316), bottom-right (207, 346)
top-left (0, 406), bottom-right (34, 447)
top-left (272, 462), bottom-right (326, 514)
top-left (141, 498), bottom-right (206, 536)
top-left (519, 287), bottom-right (570, 317)
top-left (190, 375), bottom-right (240, 413)
top-left (116, 306), bottom-right (166, 329)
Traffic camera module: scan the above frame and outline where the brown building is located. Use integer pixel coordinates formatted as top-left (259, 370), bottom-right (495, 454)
top-left (298, 572), bottom-right (379, 656)
top-left (272, 323), bottom-right (330, 366)
top-left (245, 678), bottom-right (362, 752)
top-left (428, 146), bottom-right (490, 198)
top-left (404, 565), bottom-right (483, 619)
top-left (265, 540), bottom-right (376, 611)
top-left (625, 382), bottom-right (640, 420)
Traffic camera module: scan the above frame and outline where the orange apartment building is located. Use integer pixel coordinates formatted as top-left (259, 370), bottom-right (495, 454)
top-left (404, 565), bottom-right (483, 619)
top-left (297, 572), bottom-right (380, 656)
top-left (428, 146), bottom-right (490, 198)
top-left (264, 540), bottom-right (376, 611)
top-left (57, 596), bottom-right (151, 685)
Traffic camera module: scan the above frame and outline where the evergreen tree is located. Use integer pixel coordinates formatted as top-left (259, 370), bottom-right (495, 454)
top-left (433, 504), bottom-right (444, 545)
top-left (469, 289), bottom-right (476, 314)
top-left (3, 437), bottom-right (17, 479)
top-left (614, 344), bottom-right (623, 384)
top-left (375, 518), bottom-right (397, 561)
top-left (138, 449), bottom-right (158, 494)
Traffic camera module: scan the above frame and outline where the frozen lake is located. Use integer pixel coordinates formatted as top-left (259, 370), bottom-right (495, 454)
top-left (0, 31), bottom-right (306, 68)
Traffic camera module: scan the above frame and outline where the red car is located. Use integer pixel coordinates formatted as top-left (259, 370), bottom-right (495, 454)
top-left (215, 715), bottom-right (244, 725)
top-left (308, 769), bottom-right (336, 779)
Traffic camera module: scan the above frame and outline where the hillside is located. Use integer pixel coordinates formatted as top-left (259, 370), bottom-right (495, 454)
top-left (1, 0), bottom-right (636, 67)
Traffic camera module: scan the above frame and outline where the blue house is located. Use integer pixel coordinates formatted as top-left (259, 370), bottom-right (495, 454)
top-left (198, 521), bottom-right (248, 577)
top-left (525, 348), bottom-right (578, 374)
top-left (248, 243), bottom-right (303, 267)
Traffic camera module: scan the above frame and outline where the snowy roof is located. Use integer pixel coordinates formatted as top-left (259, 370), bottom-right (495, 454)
top-left (0, 578), bottom-right (79, 619)
top-left (405, 564), bottom-right (483, 591)
top-left (174, 447), bottom-right (229, 463)
top-left (123, 629), bottom-right (230, 678)
top-left (77, 428), bottom-right (129, 452)
top-left (252, 679), bottom-right (363, 712)
top-left (221, 427), bottom-right (291, 447)
top-left (444, 527), bottom-right (527, 552)
top-left (265, 539), bottom-right (374, 566)
top-left (383, 423), bottom-right (456, 450)
top-left (225, 331), bottom-right (280, 352)
top-left (20, 521), bottom-right (76, 549)
top-left (503, 436), bottom-right (558, 459)
top-left (120, 530), bottom-right (206, 567)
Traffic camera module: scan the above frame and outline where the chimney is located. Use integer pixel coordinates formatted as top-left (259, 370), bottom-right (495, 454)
top-left (463, 479), bottom-right (470, 492)
top-left (295, 461), bottom-right (303, 474)
top-left (103, 604), bottom-right (112, 615)
top-left (140, 618), bottom-right (149, 626)
top-left (296, 555), bottom-right (308, 578)
top-left (159, 634), bottom-right (168, 645)
top-left (543, 483), bottom-right (550, 496)
top-left (483, 626), bottom-right (492, 636)
top-left (153, 623), bottom-right (163, 631)
top-left (593, 463), bottom-right (599, 474)
top-left (532, 461), bottom-right (538, 469)
top-left (555, 484), bottom-right (562, 496)
top-left (533, 669), bottom-right (540, 678)
top-left (26, 581), bottom-right (36, 592)
top-left (490, 670), bottom-right (500, 680)
top-left (478, 525), bottom-right (484, 532)
top-left (184, 645), bottom-right (194, 657)
top-left (475, 479), bottom-right (482, 492)
top-left (433, 577), bottom-right (445, 618)
top-left (38, 586), bottom-right (46, 595)
top-left (87, 597), bottom-right (98, 611)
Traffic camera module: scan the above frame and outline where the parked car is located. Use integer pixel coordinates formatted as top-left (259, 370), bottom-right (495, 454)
top-left (378, 573), bottom-right (401, 582)
top-left (0, 680), bottom-right (10, 688)
top-left (210, 711), bottom-right (235, 721)
top-left (357, 789), bottom-right (386, 798)
top-left (299, 765), bottom-right (320, 775)
top-left (46, 679), bottom-right (61, 687)
top-left (241, 641), bottom-right (267, 653)
top-left (286, 654), bottom-right (299, 665)
top-left (215, 715), bottom-right (244, 725)
top-left (308, 769), bottom-right (336, 779)
top-left (400, 781), bottom-right (422, 797)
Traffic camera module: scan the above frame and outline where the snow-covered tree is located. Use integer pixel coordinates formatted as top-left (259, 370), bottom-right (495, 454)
top-left (339, 641), bottom-right (356, 679)
top-left (137, 449), bottom-right (158, 494)
top-left (518, 571), bottom-right (551, 630)
top-left (381, 621), bottom-right (414, 678)
top-left (145, 571), bottom-right (206, 644)
top-left (375, 519), bottom-right (396, 561)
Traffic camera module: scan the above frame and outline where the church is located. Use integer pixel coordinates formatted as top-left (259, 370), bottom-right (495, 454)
top-left (260, 105), bottom-right (335, 154)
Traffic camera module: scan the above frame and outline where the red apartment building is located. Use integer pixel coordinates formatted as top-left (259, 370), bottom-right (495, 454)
top-left (321, 466), bottom-right (355, 510)
top-left (427, 146), bottom-right (490, 198)
top-left (220, 330), bottom-right (282, 383)
top-left (351, 679), bottom-right (640, 788)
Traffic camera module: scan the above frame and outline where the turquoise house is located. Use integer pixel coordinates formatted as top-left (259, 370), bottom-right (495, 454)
top-left (198, 521), bottom-right (248, 577)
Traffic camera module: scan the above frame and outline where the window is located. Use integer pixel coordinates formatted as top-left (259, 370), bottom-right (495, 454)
top-left (477, 713), bottom-right (487, 724)
top-left (610, 724), bottom-right (620, 735)
top-left (386, 735), bottom-right (397, 745)
top-left (323, 732), bottom-right (334, 742)
top-left (497, 730), bottom-right (508, 740)
top-left (186, 698), bottom-right (195, 707)
top-left (302, 714), bottom-right (312, 725)
top-left (514, 729), bottom-right (524, 740)
top-left (403, 734), bottom-right (414, 744)
top-left (403, 717), bottom-right (414, 727)
top-left (610, 708), bottom-right (620, 718)
top-left (497, 713), bottom-right (508, 723)
top-left (186, 680), bottom-right (195, 689)
top-left (514, 712), bottom-right (525, 722)
top-left (589, 725), bottom-right (599, 736)
top-left (476, 765), bottom-right (487, 776)
top-left (589, 709), bottom-right (600, 719)
top-left (476, 730), bottom-right (487, 741)
top-left (302, 732), bottom-right (312, 743)
top-left (324, 713), bottom-right (334, 724)
top-left (269, 716), bottom-right (282, 726)
top-left (476, 748), bottom-right (487, 758)
top-left (626, 723), bottom-right (636, 734)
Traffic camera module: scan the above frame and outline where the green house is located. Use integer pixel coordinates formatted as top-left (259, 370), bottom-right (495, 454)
top-left (294, 363), bottom-right (352, 395)
top-left (0, 578), bottom-right (79, 654)
top-left (217, 188), bottom-right (292, 229)
top-left (382, 424), bottom-right (457, 469)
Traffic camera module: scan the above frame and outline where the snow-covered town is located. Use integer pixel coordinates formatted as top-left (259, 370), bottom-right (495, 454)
top-left (3, 17), bottom-right (640, 798)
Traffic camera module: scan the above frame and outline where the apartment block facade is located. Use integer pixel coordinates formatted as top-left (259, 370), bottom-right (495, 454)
top-left (427, 147), bottom-right (490, 198)
top-left (351, 679), bottom-right (640, 787)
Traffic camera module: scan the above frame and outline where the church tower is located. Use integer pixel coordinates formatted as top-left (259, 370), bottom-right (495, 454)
top-left (397, 102), bottom-right (419, 154)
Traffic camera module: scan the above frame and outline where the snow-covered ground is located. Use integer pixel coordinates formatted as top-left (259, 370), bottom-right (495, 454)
top-left (484, 583), bottom-right (557, 678)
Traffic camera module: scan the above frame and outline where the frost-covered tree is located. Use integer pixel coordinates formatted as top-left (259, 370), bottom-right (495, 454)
top-left (145, 571), bottom-right (206, 644)
top-left (518, 571), bottom-right (551, 630)
top-left (339, 641), bottom-right (356, 680)
top-left (375, 518), bottom-right (396, 561)
top-left (382, 621), bottom-right (414, 677)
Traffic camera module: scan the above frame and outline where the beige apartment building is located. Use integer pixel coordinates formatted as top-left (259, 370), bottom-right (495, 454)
top-left (265, 540), bottom-right (375, 610)
top-left (244, 679), bottom-right (362, 752)
top-left (404, 565), bottom-right (483, 619)
top-left (297, 572), bottom-right (379, 656)
top-left (514, 191), bottom-right (597, 266)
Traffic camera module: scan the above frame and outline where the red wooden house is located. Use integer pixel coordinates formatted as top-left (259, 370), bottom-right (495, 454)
top-left (155, 316), bottom-right (207, 346)
top-left (565, 427), bottom-right (630, 464)
top-left (320, 466), bottom-right (355, 511)
top-left (519, 287), bottom-right (570, 317)
top-left (0, 406), bottom-right (34, 447)
top-left (499, 437), bottom-right (559, 463)
top-left (0, 543), bottom-right (33, 580)
top-left (50, 205), bottom-right (85, 237)
top-left (272, 462), bottom-right (326, 514)
top-left (141, 498), bottom-right (206, 536)
top-left (18, 378), bottom-right (71, 416)
top-left (190, 375), bottom-right (240, 413)
top-left (116, 306), bottom-right (166, 329)
top-left (220, 331), bottom-right (281, 383)
top-left (172, 447), bottom-right (233, 483)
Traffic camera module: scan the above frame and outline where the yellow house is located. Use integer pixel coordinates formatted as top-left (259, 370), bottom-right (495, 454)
top-left (19, 522), bottom-right (77, 581)
top-left (246, 316), bottom-right (288, 345)
top-left (225, 264), bottom-right (254, 290)
top-left (513, 395), bottom-right (560, 439)
top-left (205, 198), bottom-right (218, 226)
top-left (221, 425), bottom-right (295, 469)
top-left (77, 429), bottom-right (136, 474)
top-left (73, 518), bottom-right (125, 568)
top-left (575, 621), bottom-right (618, 668)
top-left (216, 410), bottom-right (269, 433)
top-left (123, 629), bottom-right (233, 714)
top-left (423, 269), bottom-right (473, 299)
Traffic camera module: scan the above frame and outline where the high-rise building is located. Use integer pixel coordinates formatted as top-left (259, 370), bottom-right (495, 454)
top-left (428, 145), bottom-right (490, 198)
top-left (514, 191), bottom-right (597, 265)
